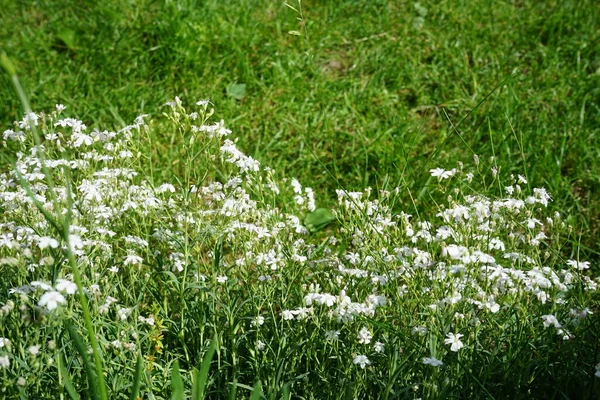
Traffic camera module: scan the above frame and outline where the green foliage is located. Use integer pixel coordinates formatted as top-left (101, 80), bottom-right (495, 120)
top-left (0, 0), bottom-right (600, 398)
top-left (304, 208), bottom-right (336, 233)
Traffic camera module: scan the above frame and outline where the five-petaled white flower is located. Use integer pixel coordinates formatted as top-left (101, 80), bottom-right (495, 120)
top-left (430, 168), bottom-right (456, 180)
top-left (444, 332), bottom-right (464, 352)
top-left (55, 279), bottom-right (77, 294)
top-left (353, 354), bottom-right (370, 369)
top-left (38, 291), bottom-right (66, 311)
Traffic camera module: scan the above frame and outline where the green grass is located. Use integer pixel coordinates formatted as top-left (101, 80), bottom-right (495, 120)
top-left (2, 1), bottom-right (599, 251)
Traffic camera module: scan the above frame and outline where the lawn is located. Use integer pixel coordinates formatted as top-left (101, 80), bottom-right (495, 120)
top-left (1, 0), bottom-right (599, 398)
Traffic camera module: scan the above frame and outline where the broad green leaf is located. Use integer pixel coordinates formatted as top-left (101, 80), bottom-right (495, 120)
top-left (226, 83), bottom-right (246, 100)
top-left (304, 208), bottom-right (335, 233)
top-left (57, 29), bottom-right (77, 50)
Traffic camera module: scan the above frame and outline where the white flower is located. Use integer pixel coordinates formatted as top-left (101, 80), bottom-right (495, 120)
top-left (17, 377), bottom-right (26, 386)
top-left (31, 281), bottom-right (54, 291)
top-left (117, 307), bottom-right (132, 321)
top-left (0, 355), bottom-right (9, 368)
top-left (282, 310), bottom-right (294, 320)
top-left (217, 275), bottom-right (228, 283)
top-left (357, 327), bottom-right (372, 344)
top-left (353, 354), bottom-right (371, 369)
top-left (28, 345), bottom-right (41, 356)
top-left (567, 260), bottom-right (590, 271)
top-left (55, 279), bottom-right (77, 294)
top-left (251, 316), bottom-right (265, 327)
top-left (411, 326), bottom-right (427, 336)
top-left (373, 342), bottom-right (385, 353)
top-left (56, 104), bottom-right (66, 112)
top-left (138, 316), bottom-right (155, 326)
top-left (325, 330), bottom-right (340, 341)
top-left (430, 168), bottom-right (456, 180)
top-left (0, 338), bottom-right (9, 348)
top-left (518, 174), bottom-right (528, 184)
top-left (38, 236), bottom-right (60, 249)
top-left (257, 340), bottom-right (266, 351)
top-left (444, 332), bottom-right (464, 352)
top-left (541, 314), bottom-right (561, 329)
top-left (38, 291), bottom-right (66, 311)
top-left (423, 356), bottom-right (443, 367)
top-left (123, 254), bottom-right (143, 266)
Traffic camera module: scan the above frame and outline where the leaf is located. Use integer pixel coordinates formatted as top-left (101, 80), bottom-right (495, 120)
top-left (0, 53), bottom-right (17, 76)
top-left (57, 29), bottom-right (77, 51)
top-left (288, 30), bottom-right (302, 36)
top-left (249, 381), bottom-right (263, 400)
top-left (226, 83), bottom-right (246, 100)
top-left (171, 361), bottom-right (184, 400)
top-left (128, 352), bottom-right (144, 400)
top-left (57, 353), bottom-right (80, 400)
top-left (192, 333), bottom-right (218, 399)
top-left (65, 319), bottom-right (100, 400)
top-left (304, 208), bottom-right (335, 233)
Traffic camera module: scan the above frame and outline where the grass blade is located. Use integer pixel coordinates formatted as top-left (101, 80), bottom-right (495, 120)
top-left (171, 360), bottom-right (184, 400)
top-left (192, 333), bottom-right (218, 399)
top-left (128, 352), bottom-right (144, 400)
top-left (57, 353), bottom-right (80, 400)
top-left (64, 319), bottom-right (99, 400)
top-left (249, 381), bottom-right (263, 400)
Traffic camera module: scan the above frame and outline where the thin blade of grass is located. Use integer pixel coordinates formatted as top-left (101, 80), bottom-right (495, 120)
top-left (193, 332), bottom-right (218, 399)
top-left (128, 352), bottom-right (144, 400)
top-left (65, 319), bottom-right (99, 400)
top-left (57, 353), bottom-right (81, 400)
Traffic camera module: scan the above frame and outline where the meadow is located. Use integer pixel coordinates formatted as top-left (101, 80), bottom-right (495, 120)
top-left (1, 0), bottom-right (599, 398)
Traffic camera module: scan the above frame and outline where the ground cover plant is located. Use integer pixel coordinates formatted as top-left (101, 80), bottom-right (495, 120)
top-left (0, 97), bottom-right (599, 398)
top-left (1, 0), bottom-right (600, 398)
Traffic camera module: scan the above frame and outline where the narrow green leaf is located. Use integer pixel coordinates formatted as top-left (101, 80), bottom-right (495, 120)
top-left (213, 238), bottom-right (223, 271)
top-left (193, 333), bottom-right (218, 399)
top-left (65, 320), bottom-right (99, 400)
top-left (227, 378), bottom-right (237, 400)
top-left (57, 353), bottom-right (80, 400)
top-left (171, 361), bottom-right (184, 400)
top-left (128, 352), bottom-right (144, 400)
top-left (0, 53), bottom-right (17, 76)
top-left (282, 383), bottom-right (291, 400)
top-left (288, 30), bottom-right (302, 36)
top-left (249, 381), bottom-right (263, 400)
